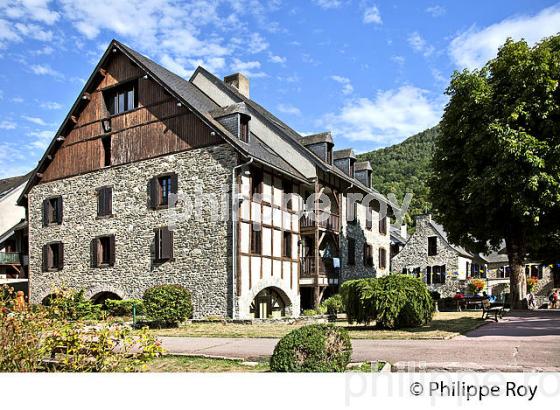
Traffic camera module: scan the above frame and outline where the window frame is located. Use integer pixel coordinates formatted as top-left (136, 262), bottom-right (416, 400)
top-left (427, 236), bottom-right (438, 256)
top-left (96, 186), bottom-right (113, 217)
top-left (250, 224), bottom-right (262, 255)
top-left (347, 237), bottom-right (356, 266)
top-left (42, 242), bottom-right (64, 272)
top-left (104, 80), bottom-right (138, 116)
top-left (43, 196), bottom-right (63, 226)
top-left (154, 226), bottom-right (174, 262)
top-left (282, 231), bottom-right (292, 259)
top-left (240, 114), bottom-right (250, 142)
top-left (91, 235), bottom-right (115, 268)
top-left (378, 247), bottom-right (387, 269)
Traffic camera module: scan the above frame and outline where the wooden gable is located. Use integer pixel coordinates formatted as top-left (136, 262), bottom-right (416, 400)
top-left (41, 51), bottom-right (222, 183)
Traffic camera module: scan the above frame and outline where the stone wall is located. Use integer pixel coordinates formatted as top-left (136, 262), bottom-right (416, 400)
top-left (28, 144), bottom-right (238, 319)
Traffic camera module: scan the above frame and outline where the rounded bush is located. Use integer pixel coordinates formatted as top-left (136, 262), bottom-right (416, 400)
top-left (105, 299), bottom-right (144, 316)
top-left (269, 324), bottom-right (352, 372)
top-left (320, 294), bottom-right (344, 316)
top-left (143, 285), bottom-right (192, 327)
top-left (341, 275), bottom-right (434, 329)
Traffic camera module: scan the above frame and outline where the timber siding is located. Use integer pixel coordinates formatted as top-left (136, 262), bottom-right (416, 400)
top-left (28, 144), bottom-right (238, 318)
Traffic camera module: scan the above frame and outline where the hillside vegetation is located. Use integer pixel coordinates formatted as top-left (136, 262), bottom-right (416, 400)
top-left (358, 126), bottom-right (438, 221)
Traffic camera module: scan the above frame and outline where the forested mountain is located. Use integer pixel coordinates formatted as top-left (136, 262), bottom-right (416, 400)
top-left (358, 126), bottom-right (439, 223)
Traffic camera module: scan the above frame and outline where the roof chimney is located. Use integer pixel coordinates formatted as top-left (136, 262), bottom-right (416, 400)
top-left (224, 73), bottom-right (250, 98)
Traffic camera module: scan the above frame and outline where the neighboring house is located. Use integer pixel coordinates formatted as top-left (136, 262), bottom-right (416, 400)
top-left (391, 214), bottom-right (555, 304)
top-left (18, 40), bottom-right (397, 319)
top-left (0, 173), bottom-right (31, 289)
top-left (389, 224), bottom-right (407, 270)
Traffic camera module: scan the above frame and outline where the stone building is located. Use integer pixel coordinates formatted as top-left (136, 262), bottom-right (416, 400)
top-left (18, 40), bottom-right (398, 319)
top-left (392, 214), bottom-right (558, 304)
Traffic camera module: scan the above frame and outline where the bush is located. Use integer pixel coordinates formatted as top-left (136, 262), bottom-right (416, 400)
top-left (341, 275), bottom-right (434, 329)
top-left (106, 299), bottom-right (144, 317)
top-left (320, 294), bottom-right (344, 316)
top-left (269, 324), bottom-right (352, 372)
top-left (47, 288), bottom-right (104, 321)
top-left (143, 285), bottom-right (192, 327)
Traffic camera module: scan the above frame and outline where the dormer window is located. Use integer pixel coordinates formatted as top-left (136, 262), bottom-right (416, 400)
top-left (240, 114), bottom-right (250, 142)
top-left (326, 147), bottom-right (333, 165)
top-left (105, 80), bottom-right (137, 115)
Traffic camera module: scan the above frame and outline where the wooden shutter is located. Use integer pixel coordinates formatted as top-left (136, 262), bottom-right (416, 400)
top-left (42, 199), bottom-right (50, 226)
top-left (42, 244), bottom-right (48, 271)
top-left (98, 187), bottom-right (112, 216)
top-left (91, 238), bottom-right (99, 268)
top-left (109, 235), bottom-right (116, 266)
top-left (57, 242), bottom-right (64, 270)
top-left (162, 227), bottom-right (173, 260)
top-left (47, 244), bottom-right (53, 270)
top-left (105, 188), bottom-right (112, 215)
top-left (56, 196), bottom-right (63, 224)
top-left (149, 177), bottom-right (159, 209)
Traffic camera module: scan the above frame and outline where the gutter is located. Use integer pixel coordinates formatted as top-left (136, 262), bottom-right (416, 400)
top-left (231, 156), bottom-right (254, 319)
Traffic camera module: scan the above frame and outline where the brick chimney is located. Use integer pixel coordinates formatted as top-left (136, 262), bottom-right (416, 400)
top-left (224, 73), bottom-right (250, 98)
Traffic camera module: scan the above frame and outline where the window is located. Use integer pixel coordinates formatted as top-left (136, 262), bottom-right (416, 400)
top-left (102, 136), bottom-right (111, 167)
top-left (149, 173), bottom-right (178, 209)
top-left (428, 236), bottom-right (437, 256)
top-left (283, 231), bottom-right (292, 258)
top-left (527, 264), bottom-right (543, 279)
top-left (240, 115), bottom-right (250, 142)
top-left (347, 197), bottom-right (357, 224)
top-left (431, 265), bottom-right (446, 284)
top-left (349, 161), bottom-right (355, 177)
top-left (363, 243), bottom-right (373, 266)
top-left (251, 169), bottom-right (263, 197)
top-left (42, 242), bottom-right (63, 271)
top-left (97, 186), bottom-right (112, 217)
top-left (42, 196), bottom-right (63, 226)
top-left (326, 148), bottom-right (333, 165)
top-left (379, 216), bottom-right (387, 235)
top-left (155, 226), bottom-right (174, 262)
top-left (282, 179), bottom-right (293, 210)
top-left (366, 203), bottom-right (373, 230)
top-left (105, 81), bottom-right (137, 115)
top-left (91, 235), bottom-right (115, 268)
top-left (378, 247), bottom-right (387, 269)
top-left (251, 224), bottom-right (262, 254)
top-left (347, 238), bottom-right (355, 265)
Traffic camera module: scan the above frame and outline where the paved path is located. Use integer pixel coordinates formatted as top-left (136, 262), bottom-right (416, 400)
top-left (160, 311), bottom-right (560, 370)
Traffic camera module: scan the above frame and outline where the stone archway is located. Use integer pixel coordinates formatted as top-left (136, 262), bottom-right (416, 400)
top-left (91, 291), bottom-right (122, 306)
top-left (249, 287), bottom-right (288, 319)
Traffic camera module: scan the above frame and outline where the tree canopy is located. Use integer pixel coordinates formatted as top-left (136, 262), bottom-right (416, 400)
top-left (429, 36), bottom-right (560, 307)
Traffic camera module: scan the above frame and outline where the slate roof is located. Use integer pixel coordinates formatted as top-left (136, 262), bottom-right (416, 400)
top-left (354, 161), bottom-right (372, 172)
top-left (429, 219), bottom-right (474, 258)
top-left (390, 225), bottom-right (407, 245)
top-left (333, 149), bottom-right (356, 160)
top-left (299, 132), bottom-right (333, 146)
top-left (0, 173), bottom-right (31, 199)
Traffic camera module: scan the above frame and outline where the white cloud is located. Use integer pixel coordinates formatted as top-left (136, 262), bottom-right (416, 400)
top-left (15, 22), bottom-right (53, 41)
top-left (160, 54), bottom-right (191, 78)
top-left (408, 31), bottom-right (434, 57)
top-left (320, 85), bottom-right (441, 144)
top-left (0, 142), bottom-right (29, 178)
top-left (0, 18), bottom-right (22, 47)
top-left (312, 0), bottom-right (342, 9)
top-left (27, 129), bottom-right (54, 150)
top-left (426, 5), bottom-right (446, 17)
top-left (12, 97), bottom-right (24, 103)
top-left (40, 101), bottom-right (62, 110)
top-left (277, 103), bottom-right (301, 116)
top-left (230, 58), bottom-right (266, 78)
top-left (330, 75), bottom-right (354, 95)
top-left (22, 115), bottom-right (49, 126)
top-left (268, 53), bottom-right (286, 64)
top-left (248, 32), bottom-right (269, 54)
top-left (29, 64), bottom-right (63, 78)
top-left (0, 120), bottom-right (17, 130)
top-left (390, 55), bottom-right (405, 65)
top-left (4, 0), bottom-right (60, 25)
top-left (449, 5), bottom-right (560, 69)
top-left (363, 6), bottom-right (382, 25)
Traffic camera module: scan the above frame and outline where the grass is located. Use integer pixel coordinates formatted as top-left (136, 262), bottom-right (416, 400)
top-left (151, 311), bottom-right (485, 340)
top-left (144, 355), bottom-right (270, 372)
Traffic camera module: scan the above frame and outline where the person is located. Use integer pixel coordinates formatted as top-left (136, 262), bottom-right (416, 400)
top-left (553, 290), bottom-right (559, 309)
top-left (527, 292), bottom-right (537, 310)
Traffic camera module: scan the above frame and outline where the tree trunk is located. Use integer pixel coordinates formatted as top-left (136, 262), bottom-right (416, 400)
top-left (505, 229), bottom-right (527, 310)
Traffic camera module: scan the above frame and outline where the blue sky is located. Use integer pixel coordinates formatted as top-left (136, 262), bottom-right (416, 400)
top-left (0, 0), bottom-right (559, 178)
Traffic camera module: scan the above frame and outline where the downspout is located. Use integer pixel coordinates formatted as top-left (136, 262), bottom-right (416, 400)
top-left (231, 156), bottom-right (254, 319)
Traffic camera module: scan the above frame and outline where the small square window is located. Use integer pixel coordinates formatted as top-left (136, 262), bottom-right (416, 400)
top-left (428, 236), bottom-right (438, 256)
top-left (42, 242), bottom-right (63, 271)
top-left (92, 235), bottom-right (115, 267)
top-left (105, 81), bottom-right (137, 115)
top-left (283, 231), bottom-right (292, 258)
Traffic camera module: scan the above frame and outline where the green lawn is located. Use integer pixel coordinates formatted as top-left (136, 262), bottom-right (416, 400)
top-left (152, 311), bottom-right (485, 340)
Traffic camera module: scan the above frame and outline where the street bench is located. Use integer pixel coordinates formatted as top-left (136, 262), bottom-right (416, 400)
top-left (481, 299), bottom-right (509, 322)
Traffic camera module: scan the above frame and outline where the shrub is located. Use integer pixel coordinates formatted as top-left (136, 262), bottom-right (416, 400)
top-left (341, 275), bottom-right (434, 329)
top-left (320, 294), bottom-right (344, 316)
top-left (269, 324), bottom-right (351, 372)
top-left (467, 279), bottom-right (485, 294)
top-left (106, 299), bottom-right (144, 317)
top-left (47, 288), bottom-right (103, 321)
top-left (143, 285), bottom-right (192, 327)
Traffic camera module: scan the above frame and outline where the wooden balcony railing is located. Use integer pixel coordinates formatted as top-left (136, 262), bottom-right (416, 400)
top-left (300, 210), bottom-right (340, 232)
top-left (300, 256), bottom-right (338, 279)
top-left (0, 252), bottom-right (21, 265)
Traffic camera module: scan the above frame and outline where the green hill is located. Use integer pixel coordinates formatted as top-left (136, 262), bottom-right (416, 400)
top-left (358, 126), bottom-right (438, 222)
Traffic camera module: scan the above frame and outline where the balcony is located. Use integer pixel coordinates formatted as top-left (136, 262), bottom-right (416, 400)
top-left (300, 210), bottom-right (340, 232)
top-left (0, 252), bottom-right (21, 265)
top-left (300, 256), bottom-right (338, 279)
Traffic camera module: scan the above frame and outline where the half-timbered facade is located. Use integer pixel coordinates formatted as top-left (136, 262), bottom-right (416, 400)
top-left (20, 40), bottom-right (398, 319)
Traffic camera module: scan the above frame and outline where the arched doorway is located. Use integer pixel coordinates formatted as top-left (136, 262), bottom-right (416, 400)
top-left (250, 288), bottom-right (286, 319)
top-left (91, 291), bottom-right (121, 307)
top-left (42, 294), bottom-right (58, 306)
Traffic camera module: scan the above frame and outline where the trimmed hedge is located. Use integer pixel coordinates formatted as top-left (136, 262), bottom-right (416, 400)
top-left (320, 294), bottom-right (344, 316)
top-left (341, 275), bottom-right (434, 329)
top-left (269, 324), bottom-right (352, 372)
top-left (105, 299), bottom-right (144, 316)
top-left (143, 285), bottom-right (192, 327)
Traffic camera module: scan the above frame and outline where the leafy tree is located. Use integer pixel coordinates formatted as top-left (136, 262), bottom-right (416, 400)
top-left (430, 36), bottom-right (560, 308)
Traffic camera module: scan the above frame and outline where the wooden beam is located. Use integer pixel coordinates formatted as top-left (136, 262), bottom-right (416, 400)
top-left (70, 115), bottom-right (78, 124)
top-left (36, 173), bottom-right (43, 179)
top-left (82, 93), bottom-right (91, 101)
top-left (99, 68), bottom-right (107, 77)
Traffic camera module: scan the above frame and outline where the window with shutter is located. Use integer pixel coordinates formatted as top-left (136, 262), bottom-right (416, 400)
top-left (43, 196), bottom-right (63, 225)
top-left (97, 186), bottom-right (113, 217)
top-left (43, 242), bottom-right (63, 271)
top-left (150, 174), bottom-right (178, 209)
top-left (379, 216), bottom-right (387, 235)
top-left (282, 231), bottom-right (292, 258)
top-left (250, 224), bottom-right (262, 254)
top-left (348, 238), bottom-right (355, 265)
top-left (155, 227), bottom-right (174, 262)
top-left (428, 236), bottom-right (438, 256)
top-left (378, 247), bottom-right (386, 269)
top-left (92, 235), bottom-right (115, 267)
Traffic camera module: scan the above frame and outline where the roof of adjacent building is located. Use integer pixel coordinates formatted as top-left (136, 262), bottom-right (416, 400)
top-left (0, 173), bottom-right (31, 199)
top-left (390, 225), bottom-right (407, 245)
top-left (354, 161), bottom-right (372, 172)
top-left (299, 132), bottom-right (333, 146)
top-left (428, 219), bottom-right (474, 258)
top-left (333, 149), bottom-right (356, 160)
